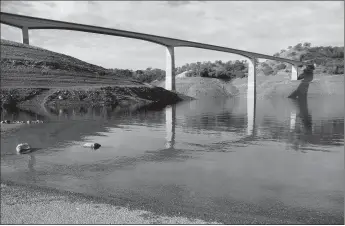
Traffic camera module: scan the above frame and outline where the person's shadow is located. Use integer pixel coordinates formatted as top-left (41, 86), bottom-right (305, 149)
top-left (288, 65), bottom-right (315, 99)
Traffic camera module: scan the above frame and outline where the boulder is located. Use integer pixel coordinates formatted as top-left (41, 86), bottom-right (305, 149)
top-left (83, 142), bottom-right (101, 150)
top-left (16, 143), bottom-right (31, 154)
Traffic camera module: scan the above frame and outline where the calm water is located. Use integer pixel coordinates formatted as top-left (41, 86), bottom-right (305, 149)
top-left (1, 95), bottom-right (344, 224)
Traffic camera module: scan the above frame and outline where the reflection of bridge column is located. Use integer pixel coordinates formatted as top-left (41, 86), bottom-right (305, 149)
top-left (247, 58), bottom-right (256, 136)
top-left (165, 46), bottom-right (175, 91)
top-left (165, 105), bottom-right (176, 148)
top-left (289, 111), bottom-right (297, 131)
top-left (246, 95), bottom-right (256, 136)
top-left (291, 65), bottom-right (299, 81)
top-left (22, 26), bottom-right (29, 45)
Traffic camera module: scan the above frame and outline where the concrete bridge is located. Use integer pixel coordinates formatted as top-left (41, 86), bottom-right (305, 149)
top-left (1, 12), bottom-right (311, 97)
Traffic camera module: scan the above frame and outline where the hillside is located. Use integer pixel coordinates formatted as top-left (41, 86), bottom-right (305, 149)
top-left (0, 39), bottom-right (143, 87)
top-left (0, 39), bottom-right (181, 112)
top-left (259, 43), bottom-right (344, 76)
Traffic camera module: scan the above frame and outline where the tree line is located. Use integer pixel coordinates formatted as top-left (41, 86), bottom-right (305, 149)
top-left (108, 43), bottom-right (343, 82)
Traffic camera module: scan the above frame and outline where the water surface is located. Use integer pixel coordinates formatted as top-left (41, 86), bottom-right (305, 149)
top-left (1, 95), bottom-right (344, 224)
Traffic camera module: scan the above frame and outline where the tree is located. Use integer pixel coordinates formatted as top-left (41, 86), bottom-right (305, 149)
top-left (303, 42), bottom-right (311, 48)
top-left (295, 43), bottom-right (303, 51)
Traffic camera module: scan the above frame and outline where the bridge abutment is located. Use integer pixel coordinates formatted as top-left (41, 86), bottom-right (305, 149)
top-left (165, 46), bottom-right (176, 91)
top-left (291, 65), bottom-right (299, 80)
top-left (22, 26), bottom-right (29, 45)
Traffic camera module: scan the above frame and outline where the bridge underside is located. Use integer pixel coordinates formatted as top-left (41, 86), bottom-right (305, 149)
top-left (1, 12), bottom-right (308, 95)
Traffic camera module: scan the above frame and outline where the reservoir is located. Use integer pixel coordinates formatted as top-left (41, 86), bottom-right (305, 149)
top-left (1, 95), bottom-right (343, 224)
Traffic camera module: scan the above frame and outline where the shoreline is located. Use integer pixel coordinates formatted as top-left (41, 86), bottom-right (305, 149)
top-left (0, 85), bottom-right (184, 117)
top-left (0, 181), bottom-right (219, 224)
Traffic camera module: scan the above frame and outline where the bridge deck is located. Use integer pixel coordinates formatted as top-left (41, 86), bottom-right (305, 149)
top-left (0, 12), bottom-right (308, 66)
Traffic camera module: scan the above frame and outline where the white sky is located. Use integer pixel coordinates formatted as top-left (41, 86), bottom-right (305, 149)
top-left (1, 1), bottom-right (344, 70)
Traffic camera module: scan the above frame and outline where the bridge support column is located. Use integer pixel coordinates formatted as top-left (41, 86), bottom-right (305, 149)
top-left (247, 58), bottom-right (256, 98)
top-left (291, 65), bottom-right (299, 81)
top-left (165, 105), bottom-right (176, 149)
top-left (22, 26), bottom-right (29, 45)
top-left (246, 57), bottom-right (256, 136)
top-left (165, 46), bottom-right (175, 91)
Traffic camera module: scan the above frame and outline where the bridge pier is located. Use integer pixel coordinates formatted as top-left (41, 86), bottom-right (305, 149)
top-left (291, 65), bottom-right (299, 81)
top-left (165, 105), bottom-right (176, 148)
top-left (246, 57), bottom-right (256, 136)
top-left (165, 46), bottom-right (176, 91)
top-left (247, 58), bottom-right (256, 98)
top-left (22, 26), bottom-right (29, 45)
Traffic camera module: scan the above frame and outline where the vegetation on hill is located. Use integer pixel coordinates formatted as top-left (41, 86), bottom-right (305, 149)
top-left (265, 42), bottom-right (344, 75)
top-left (109, 67), bottom-right (166, 83)
top-left (121, 42), bottom-right (343, 83)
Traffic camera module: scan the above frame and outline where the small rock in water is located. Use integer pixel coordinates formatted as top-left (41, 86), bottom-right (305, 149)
top-left (16, 143), bottom-right (31, 154)
top-left (83, 143), bottom-right (101, 150)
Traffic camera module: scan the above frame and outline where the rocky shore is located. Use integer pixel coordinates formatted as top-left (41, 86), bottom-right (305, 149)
top-left (1, 182), bottom-right (218, 224)
top-left (0, 86), bottom-right (182, 113)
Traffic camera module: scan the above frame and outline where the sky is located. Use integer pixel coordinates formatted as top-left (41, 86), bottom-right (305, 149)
top-left (1, 1), bottom-right (344, 70)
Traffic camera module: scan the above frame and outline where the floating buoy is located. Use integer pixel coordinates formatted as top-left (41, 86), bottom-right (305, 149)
top-left (83, 143), bottom-right (101, 150)
top-left (16, 143), bottom-right (31, 154)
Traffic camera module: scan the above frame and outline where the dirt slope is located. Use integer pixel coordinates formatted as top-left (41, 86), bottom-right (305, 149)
top-left (0, 39), bottom-right (181, 111)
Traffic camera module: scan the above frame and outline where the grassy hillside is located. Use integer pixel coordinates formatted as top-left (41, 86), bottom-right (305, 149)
top-left (0, 39), bottom-right (181, 111)
top-left (0, 39), bottom-right (143, 87)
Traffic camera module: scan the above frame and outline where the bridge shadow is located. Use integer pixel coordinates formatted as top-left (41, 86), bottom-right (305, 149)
top-left (288, 65), bottom-right (315, 99)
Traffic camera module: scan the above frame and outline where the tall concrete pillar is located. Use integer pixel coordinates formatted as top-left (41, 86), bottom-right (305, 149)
top-left (291, 65), bottom-right (298, 81)
top-left (247, 57), bottom-right (256, 99)
top-left (165, 105), bottom-right (176, 149)
top-left (165, 46), bottom-right (175, 91)
top-left (22, 26), bottom-right (29, 45)
top-left (246, 57), bottom-right (256, 136)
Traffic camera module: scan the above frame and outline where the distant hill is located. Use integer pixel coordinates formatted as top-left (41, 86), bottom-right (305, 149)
top-left (260, 42), bottom-right (344, 76)
top-left (169, 42), bottom-right (344, 81)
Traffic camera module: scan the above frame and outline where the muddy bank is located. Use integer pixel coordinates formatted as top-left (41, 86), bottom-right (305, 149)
top-left (0, 86), bottom-right (182, 113)
top-left (154, 77), bottom-right (239, 99)
top-left (153, 74), bottom-right (344, 99)
top-left (232, 74), bottom-right (344, 99)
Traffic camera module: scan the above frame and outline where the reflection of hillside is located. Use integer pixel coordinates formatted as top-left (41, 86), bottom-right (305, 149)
top-left (258, 97), bottom-right (344, 149)
top-left (0, 104), bottom-right (169, 157)
top-left (178, 96), bottom-right (343, 149)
